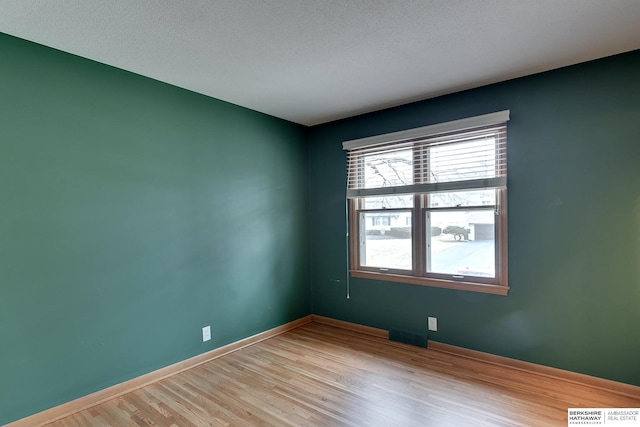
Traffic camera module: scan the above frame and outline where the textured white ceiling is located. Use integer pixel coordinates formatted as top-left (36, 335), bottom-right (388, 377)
top-left (1, 1), bottom-right (639, 125)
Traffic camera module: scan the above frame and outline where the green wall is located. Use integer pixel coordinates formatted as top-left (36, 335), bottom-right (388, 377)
top-left (0, 33), bottom-right (309, 424)
top-left (308, 50), bottom-right (640, 386)
top-left (2, 29), bottom-right (639, 426)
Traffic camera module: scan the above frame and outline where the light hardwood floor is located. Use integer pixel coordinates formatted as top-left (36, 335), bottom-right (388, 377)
top-left (46, 322), bottom-right (639, 426)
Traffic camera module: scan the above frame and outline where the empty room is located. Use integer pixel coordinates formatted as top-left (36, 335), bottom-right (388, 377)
top-left (1, 2), bottom-right (639, 426)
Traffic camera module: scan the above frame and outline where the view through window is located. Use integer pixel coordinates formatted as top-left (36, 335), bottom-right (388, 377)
top-left (344, 111), bottom-right (510, 294)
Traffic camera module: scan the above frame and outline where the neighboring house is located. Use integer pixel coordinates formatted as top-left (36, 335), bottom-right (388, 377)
top-left (467, 210), bottom-right (495, 241)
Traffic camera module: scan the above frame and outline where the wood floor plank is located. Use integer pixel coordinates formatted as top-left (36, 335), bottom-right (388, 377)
top-left (45, 322), bottom-right (640, 426)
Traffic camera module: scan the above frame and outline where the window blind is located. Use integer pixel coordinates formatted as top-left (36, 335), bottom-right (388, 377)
top-left (343, 111), bottom-right (509, 199)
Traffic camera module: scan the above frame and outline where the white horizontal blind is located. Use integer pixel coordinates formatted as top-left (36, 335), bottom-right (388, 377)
top-left (344, 112), bottom-right (509, 199)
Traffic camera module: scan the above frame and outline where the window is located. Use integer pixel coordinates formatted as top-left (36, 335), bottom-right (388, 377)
top-left (343, 111), bottom-right (509, 295)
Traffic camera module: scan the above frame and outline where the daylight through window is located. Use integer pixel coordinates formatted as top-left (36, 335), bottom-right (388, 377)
top-left (343, 111), bottom-right (510, 295)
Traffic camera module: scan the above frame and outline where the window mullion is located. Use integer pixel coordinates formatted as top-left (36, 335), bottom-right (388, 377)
top-left (415, 195), bottom-right (426, 276)
top-left (413, 143), bottom-right (425, 276)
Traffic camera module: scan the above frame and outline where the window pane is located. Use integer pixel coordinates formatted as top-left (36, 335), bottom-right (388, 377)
top-left (362, 195), bottom-right (413, 209)
top-left (428, 189), bottom-right (496, 208)
top-left (363, 149), bottom-right (413, 188)
top-left (360, 211), bottom-right (412, 270)
top-left (427, 210), bottom-right (495, 277)
top-left (428, 137), bottom-right (497, 183)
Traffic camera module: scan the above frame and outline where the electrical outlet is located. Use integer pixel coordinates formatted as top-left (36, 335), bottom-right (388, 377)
top-left (428, 317), bottom-right (438, 332)
top-left (202, 325), bottom-right (211, 342)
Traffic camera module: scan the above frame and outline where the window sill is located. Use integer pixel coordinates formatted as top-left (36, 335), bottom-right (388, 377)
top-left (350, 270), bottom-right (510, 296)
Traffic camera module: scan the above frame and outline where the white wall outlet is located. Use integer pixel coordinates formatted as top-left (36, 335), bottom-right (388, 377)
top-left (202, 325), bottom-right (211, 342)
top-left (428, 317), bottom-right (438, 332)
